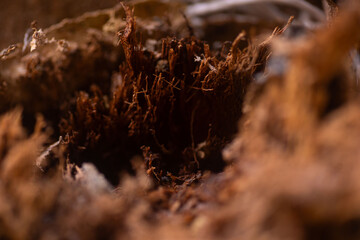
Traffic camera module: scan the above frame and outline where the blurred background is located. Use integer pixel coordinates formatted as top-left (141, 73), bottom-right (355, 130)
top-left (0, 0), bottom-right (325, 49)
top-left (0, 0), bottom-right (117, 49)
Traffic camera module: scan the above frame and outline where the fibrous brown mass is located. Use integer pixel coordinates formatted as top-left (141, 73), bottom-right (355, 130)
top-left (0, 0), bottom-right (360, 239)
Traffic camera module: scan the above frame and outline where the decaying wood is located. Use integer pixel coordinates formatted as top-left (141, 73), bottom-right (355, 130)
top-left (0, 0), bottom-right (360, 239)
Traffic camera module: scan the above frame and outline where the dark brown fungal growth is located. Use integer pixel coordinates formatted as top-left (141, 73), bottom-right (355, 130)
top-left (60, 4), bottom-right (271, 185)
